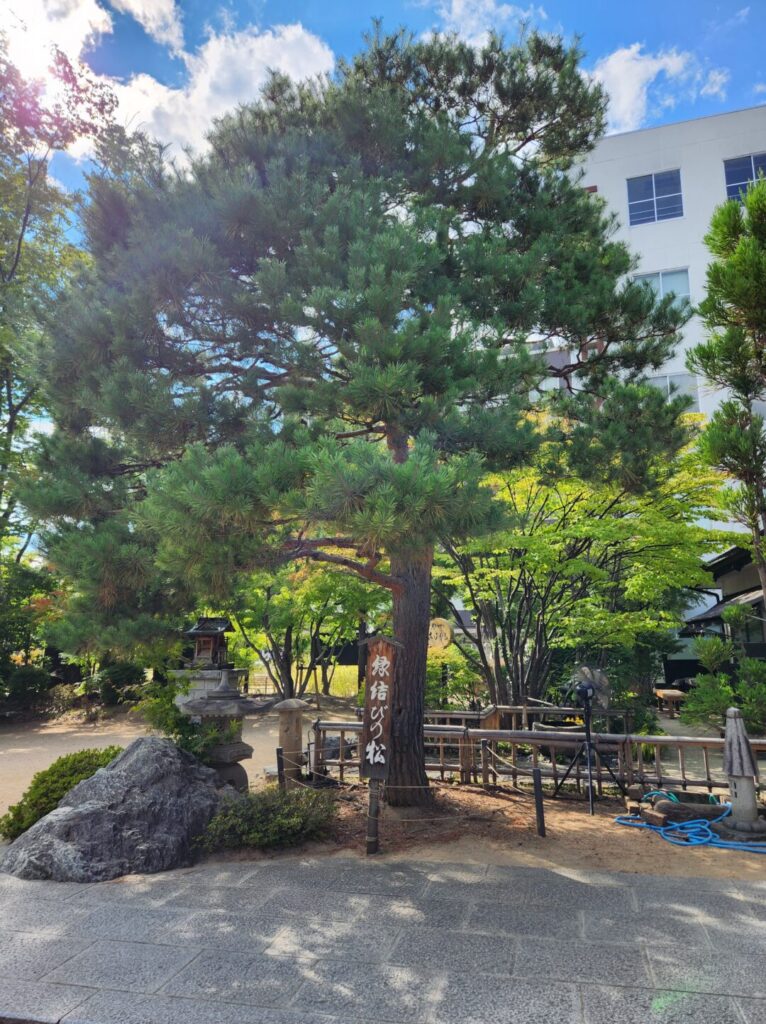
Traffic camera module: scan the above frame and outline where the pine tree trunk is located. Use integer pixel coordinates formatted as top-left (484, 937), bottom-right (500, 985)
top-left (386, 548), bottom-right (432, 807)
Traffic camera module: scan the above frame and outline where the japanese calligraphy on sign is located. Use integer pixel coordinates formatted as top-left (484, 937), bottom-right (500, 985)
top-left (428, 618), bottom-right (453, 651)
top-left (360, 635), bottom-right (397, 781)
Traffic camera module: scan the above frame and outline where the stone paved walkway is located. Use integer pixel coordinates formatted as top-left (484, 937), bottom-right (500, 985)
top-left (1, 854), bottom-right (766, 1023)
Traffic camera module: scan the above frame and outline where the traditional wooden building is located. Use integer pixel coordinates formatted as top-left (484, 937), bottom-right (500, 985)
top-left (184, 617), bottom-right (234, 668)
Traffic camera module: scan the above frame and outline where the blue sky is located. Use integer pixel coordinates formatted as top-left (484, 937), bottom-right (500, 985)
top-left (6, 0), bottom-right (766, 190)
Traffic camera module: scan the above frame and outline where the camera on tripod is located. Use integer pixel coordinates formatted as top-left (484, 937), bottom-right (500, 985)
top-left (574, 680), bottom-right (595, 707)
top-left (552, 666), bottom-right (626, 814)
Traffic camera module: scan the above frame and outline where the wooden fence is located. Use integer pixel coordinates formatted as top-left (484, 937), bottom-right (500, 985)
top-left (311, 718), bottom-right (766, 793)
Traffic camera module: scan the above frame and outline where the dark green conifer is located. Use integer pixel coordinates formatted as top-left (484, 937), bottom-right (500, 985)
top-left (32, 30), bottom-right (687, 803)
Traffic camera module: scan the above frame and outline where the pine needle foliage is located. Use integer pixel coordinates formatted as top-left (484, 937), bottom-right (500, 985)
top-left (29, 29), bottom-right (690, 799)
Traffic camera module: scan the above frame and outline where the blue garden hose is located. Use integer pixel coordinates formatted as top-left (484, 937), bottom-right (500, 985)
top-left (615, 797), bottom-right (766, 853)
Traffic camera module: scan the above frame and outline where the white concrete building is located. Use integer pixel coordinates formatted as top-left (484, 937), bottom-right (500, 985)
top-left (579, 104), bottom-right (766, 417)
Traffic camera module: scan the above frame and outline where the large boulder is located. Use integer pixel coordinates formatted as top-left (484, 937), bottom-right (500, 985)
top-left (1, 737), bottom-right (225, 882)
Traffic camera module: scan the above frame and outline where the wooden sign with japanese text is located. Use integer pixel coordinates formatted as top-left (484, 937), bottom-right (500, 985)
top-left (428, 618), bottom-right (453, 650)
top-left (360, 635), bottom-right (397, 781)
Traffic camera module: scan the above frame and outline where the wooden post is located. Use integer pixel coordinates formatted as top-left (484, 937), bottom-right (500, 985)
top-left (276, 746), bottom-right (286, 791)
top-left (459, 729), bottom-right (472, 784)
top-left (481, 738), bottom-right (489, 788)
top-left (311, 718), bottom-right (322, 777)
top-left (366, 778), bottom-right (381, 855)
top-left (533, 767), bottom-right (546, 838)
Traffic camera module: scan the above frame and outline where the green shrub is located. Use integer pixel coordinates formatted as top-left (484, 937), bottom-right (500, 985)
top-left (47, 683), bottom-right (82, 716)
top-left (5, 665), bottom-right (51, 707)
top-left (682, 626), bottom-right (766, 734)
top-left (0, 746), bottom-right (123, 841)
top-left (92, 662), bottom-right (145, 706)
top-left (200, 786), bottom-right (336, 852)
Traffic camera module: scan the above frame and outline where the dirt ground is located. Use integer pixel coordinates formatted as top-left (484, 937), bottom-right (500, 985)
top-left (248, 782), bottom-right (766, 882)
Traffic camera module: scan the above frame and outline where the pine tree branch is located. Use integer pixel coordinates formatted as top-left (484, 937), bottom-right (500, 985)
top-left (300, 549), bottom-right (402, 592)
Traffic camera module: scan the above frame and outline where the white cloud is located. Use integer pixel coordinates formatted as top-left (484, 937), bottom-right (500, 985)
top-left (6, 0), bottom-right (112, 80)
top-left (6, 1), bottom-right (334, 161)
top-left (592, 44), bottom-right (692, 134)
top-left (430, 0), bottom-right (546, 46)
top-left (113, 23), bottom-right (334, 155)
top-left (592, 44), bottom-right (732, 133)
top-left (109, 0), bottom-right (183, 50)
top-left (754, 83), bottom-right (766, 95)
top-left (700, 67), bottom-right (730, 100)
top-left (721, 6), bottom-right (750, 30)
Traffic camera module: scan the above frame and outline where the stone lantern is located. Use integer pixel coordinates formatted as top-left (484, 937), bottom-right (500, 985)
top-left (723, 706), bottom-right (766, 833)
top-left (180, 678), bottom-right (276, 791)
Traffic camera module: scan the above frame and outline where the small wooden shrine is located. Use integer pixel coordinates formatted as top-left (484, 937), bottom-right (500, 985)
top-left (185, 617), bottom-right (233, 668)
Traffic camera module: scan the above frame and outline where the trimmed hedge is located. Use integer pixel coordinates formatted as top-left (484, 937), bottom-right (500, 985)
top-left (0, 746), bottom-right (123, 841)
top-left (200, 786), bottom-right (336, 852)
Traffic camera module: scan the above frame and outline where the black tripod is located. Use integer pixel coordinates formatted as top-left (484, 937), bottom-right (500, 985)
top-left (552, 685), bottom-right (626, 815)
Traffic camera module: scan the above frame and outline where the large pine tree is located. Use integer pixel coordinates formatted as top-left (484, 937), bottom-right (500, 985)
top-left (32, 30), bottom-right (688, 803)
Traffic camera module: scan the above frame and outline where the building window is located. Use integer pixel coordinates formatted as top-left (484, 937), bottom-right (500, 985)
top-left (647, 372), bottom-right (699, 412)
top-left (634, 268), bottom-right (690, 308)
top-left (724, 153), bottom-right (766, 201)
top-left (627, 170), bottom-right (683, 226)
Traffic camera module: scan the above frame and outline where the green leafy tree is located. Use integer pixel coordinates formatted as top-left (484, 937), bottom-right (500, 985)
top-left (438, 447), bottom-right (728, 704)
top-left (682, 608), bottom-right (766, 734)
top-left (0, 544), bottom-right (56, 681)
top-left (31, 30), bottom-right (688, 803)
top-left (230, 563), bottom-right (388, 698)
top-left (688, 177), bottom-right (766, 596)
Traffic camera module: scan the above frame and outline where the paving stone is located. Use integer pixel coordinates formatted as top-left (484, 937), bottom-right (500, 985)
top-left (425, 876), bottom-right (524, 903)
top-left (469, 900), bottom-right (583, 939)
top-left (333, 863), bottom-right (429, 897)
top-left (486, 864), bottom-right (628, 890)
top-left (161, 883), bottom-right (273, 914)
top-left (648, 947), bottom-right (766, 998)
top-left (258, 889), bottom-right (466, 928)
top-left (417, 861), bottom-right (489, 882)
top-left (387, 927), bottom-right (515, 974)
top-left (239, 857), bottom-right (363, 892)
top-left (0, 931), bottom-right (92, 981)
top-left (158, 908), bottom-right (285, 950)
top-left (738, 997), bottom-right (766, 1023)
top-left (253, 889), bottom-right (364, 922)
top-left (428, 976), bottom-right (581, 1024)
top-left (619, 873), bottom-right (740, 895)
top-left (521, 878), bottom-right (637, 913)
top-left (65, 904), bottom-right (190, 943)
top-left (0, 874), bottom-right (95, 901)
top-left (0, 895), bottom-right (92, 936)
top-left (0, 976), bottom-right (93, 1024)
top-left (703, 915), bottom-right (766, 954)
top-left (157, 863), bottom-right (262, 887)
top-left (291, 960), bottom-right (437, 1021)
top-left (635, 891), bottom-right (760, 927)
top-left (582, 907), bottom-right (710, 947)
top-left (357, 892), bottom-right (470, 928)
top-left (268, 919), bottom-right (399, 962)
top-left (581, 985), bottom-right (744, 1023)
top-left (513, 937), bottom-right (651, 986)
top-left (44, 939), bottom-right (201, 994)
top-left (61, 990), bottom-right (348, 1024)
top-left (161, 949), bottom-right (310, 1006)
top-left (68, 878), bottom-right (191, 909)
